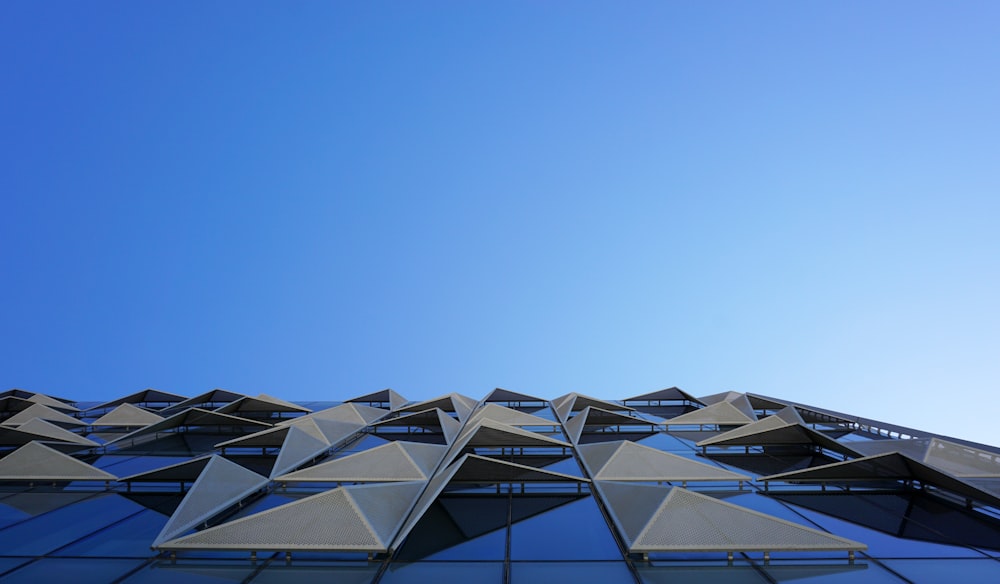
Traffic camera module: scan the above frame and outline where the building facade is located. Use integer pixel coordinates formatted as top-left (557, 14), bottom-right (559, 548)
top-left (0, 387), bottom-right (997, 583)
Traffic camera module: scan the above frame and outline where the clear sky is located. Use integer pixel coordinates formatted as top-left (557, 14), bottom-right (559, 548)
top-left (2, 2), bottom-right (999, 445)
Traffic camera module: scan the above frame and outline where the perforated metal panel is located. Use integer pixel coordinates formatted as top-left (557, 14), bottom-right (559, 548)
top-left (664, 401), bottom-right (755, 427)
top-left (90, 403), bottom-right (163, 426)
top-left (0, 441), bottom-right (116, 481)
top-left (15, 418), bottom-right (98, 447)
top-left (597, 482), bottom-right (866, 553)
top-left (153, 455), bottom-right (268, 546)
top-left (923, 438), bottom-right (1000, 477)
top-left (585, 440), bottom-right (750, 482)
top-left (469, 404), bottom-right (555, 427)
top-left (452, 419), bottom-right (570, 451)
top-left (635, 488), bottom-right (866, 552)
top-left (2, 404), bottom-right (85, 427)
top-left (276, 441), bottom-right (435, 483)
top-left (160, 488), bottom-right (382, 551)
top-left (269, 425), bottom-right (331, 478)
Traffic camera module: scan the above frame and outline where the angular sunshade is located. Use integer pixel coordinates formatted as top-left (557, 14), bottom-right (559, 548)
top-left (153, 455), bottom-right (268, 546)
top-left (578, 440), bottom-right (750, 483)
top-left (664, 401), bottom-right (756, 428)
top-left (15, 418), bottom-right (99, 448)
top-left (2, 404), bottom-right (85, 428)
top-left (0, 441), bottom-right (116, 482)
top-left (158, 481), bottom-right (426, 552)
top-left (276, 441), bottom-right (448, 483)
top-left (597, 482), bottom-right (866, 554)
top-left (91, 403), bottom-right (165, 427)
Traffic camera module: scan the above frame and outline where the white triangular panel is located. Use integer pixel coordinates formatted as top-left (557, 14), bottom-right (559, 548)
top-left (159, 481), bottom-right (424, 552)
top-left (0, 442), bottom-right (115, 482)
top-left (27, 393), bottom-right (80, 412)
top-left (582, 441), bottom-right (750, 482)
top-left (152, 456), bottom-right (268, 546)
top-left (276, 442), bottom-right (443, 483)
top-left (269, 426), bottom-right (331, 478)
top-left (91, 403), bottom-right (164, 427)
top-left (598, 482), bottom-right (866, 553)
top-left (15, 418), bottom-right (98, 447)
top-left (2, 404), bottom-right (85, 427)
top-left (665, 401), bottom-right (755, 427)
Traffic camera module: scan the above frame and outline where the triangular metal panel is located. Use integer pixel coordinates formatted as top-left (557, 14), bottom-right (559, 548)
top-left (438, 409), bottom-right (461, 444)
top-left (89, 388), bottom-right (188, 412)
top-left (153, 455), bottom-right (268, 546)
top-left (26, 393), bottom-right (81, 412)
top-left (695, 415), bottom-right (793, 446)
top-left (286, 418), bottom-right (335, 446)
top-left (575, 440), bottom-right (626, 475)
top-left (761, 452), bottom-right (914, 483)
top-left (664, 401), bottom-right (755, 427)
top-left (161, 389), bottom-right (248, 415)
top-left (0, 441), bottom-right (116, 482)
top-left (269, 426), bottom-right (331, 478)
top-left (922, 438), bottom-right (1000, 478)
top-left (624, 387), bottom-right (703, 404)
top-left (215, 425), bottom-right (293, 449)
top-left (563, 408), bottom-right (588, 444)
top-left (449, 454), bottom-right (588, 483)
top-left (109, 408), bottom-right (272, 447)
top-left (309, 403), bottom-right (387, 426)
top-left (583, 441), bottom-right (750, 482)
top-left (159, 481), bottom-right (425, 552)
top-left (580, 406), bottom-right (654, 427)
top-left (698, 391), bottom-right (744, 406)
top-left (400, 442), bottom-right (450, 477)
top-left (775, 406), bottom-right (805, 425)
top-left (641, 487), bottom-right (866, 552)
top-left (91, 403), bottom-right (164, 427)
top-left (483, 388), bottom-right (545, 403)
top-left (2, 404), bottom-right (85, 427)
top-left (697, 415), bottom-right (861, 457)
top-left (452, 419), bottom-right (570, 451)
top-left (469, 404), bottom-right (556, 428)
top-left (15, 418), bottom-right (98, 447)
top-left (120, 456), bottom-right (214, 483)
top-left (846, 439), bottom-right (929, 459)
top-left (550, 394), bottom-right (576, 422)
top-left (348, 389), bottom-right (408, 411)
top-left (760, 451), bottom-right (1000, 507)
top-left (276, 441), bottom-right (438, 483)
top-left (597, 482), bottom-right (866, 553)
top-left (347, 481), bottom-right (427, 545)
top-left (215, 395), bottom-right (310, 415)
top-left (450, 394), bottom-right (477, 420)
top-left (307, 418), bottom-right (362, 445)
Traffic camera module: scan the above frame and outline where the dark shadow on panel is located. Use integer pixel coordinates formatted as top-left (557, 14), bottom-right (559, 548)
top-left (773, 491), bottom-right (1000, 551)
top-left (395, 494), bottom-right (584, 561)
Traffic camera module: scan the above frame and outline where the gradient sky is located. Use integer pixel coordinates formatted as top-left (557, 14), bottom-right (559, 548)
top-left (2, 2), bottom-right (999, 444)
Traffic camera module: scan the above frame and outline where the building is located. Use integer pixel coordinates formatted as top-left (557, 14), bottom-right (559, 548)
top-left (0, 386), bottom-right (997, 583)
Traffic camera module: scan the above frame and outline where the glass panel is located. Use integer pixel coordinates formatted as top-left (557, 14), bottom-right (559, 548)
top-left (511, 561), bottom-right (633, 583)
top-left (51, 509), bottom-right (167, 557)
top-left (379, 561), bottom-right (503, 584)
top-left (1, 558), bottom-right (144, 583)
top-left (0, 492), bottom-right (97, 529)
top-left (510, 496), bottom-right (622, 560)
top-left (0, 494), bottom-right (145, 556)
top-left (121, 560), bottom-right (257, 583)
top-left (764, 559), bottom-right (907, 583)
top-left (637, 561), bottom-right (768, 583)
top-left (250, 560), bottom-right (378, 583)
top-left (880, 558), bottom-right (1000, 581)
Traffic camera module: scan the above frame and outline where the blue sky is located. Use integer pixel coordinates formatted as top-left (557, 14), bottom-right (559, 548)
top-left (2, 2), bottom-right (999, 444)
